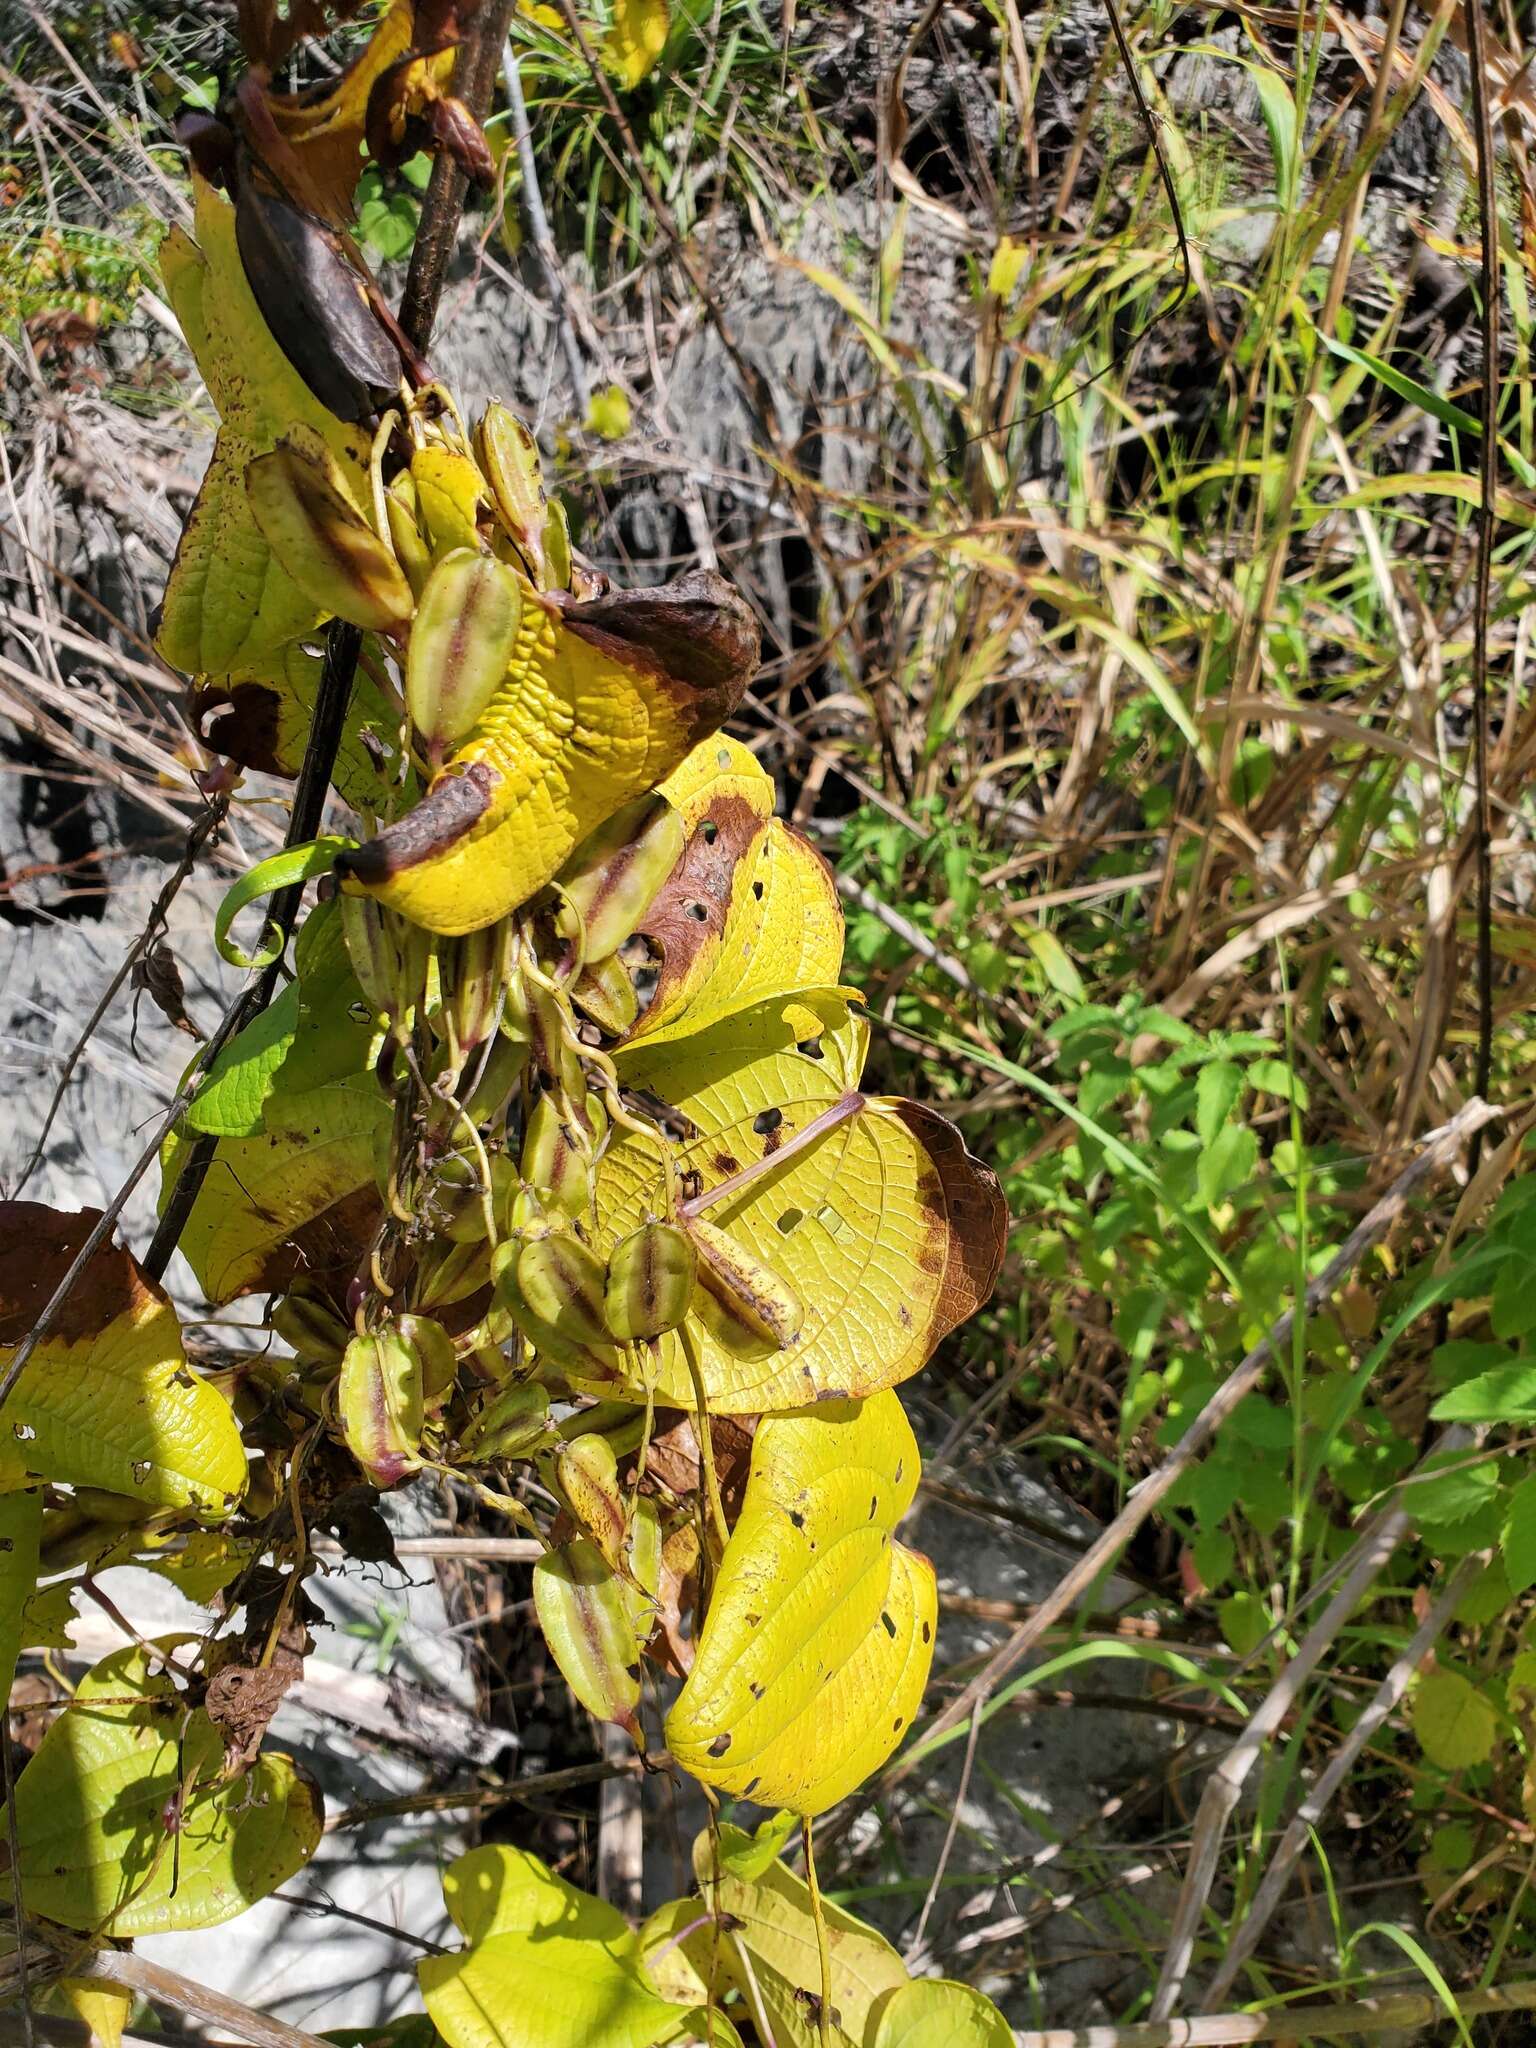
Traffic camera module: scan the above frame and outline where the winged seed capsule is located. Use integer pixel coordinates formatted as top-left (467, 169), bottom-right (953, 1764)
top-left (605, 1221), bottom-right (696, 1342)
top-left (520, 1091), bottom-right (602, 1218)
top-left (245, 443), bottom-right (414, 632)
top-left (515, 1232), bottom-right (611, 1348)
top-left (339, 1327), bottom-right (424, 1488)
top-left (554, 1432), bottom-right (627, 1570)
top-left (686, 1215), bottom-right (804, 1351)
top-left (406, 549), bottom-right (523, 761)
top-left (555, 795), bottom-right (686, 964)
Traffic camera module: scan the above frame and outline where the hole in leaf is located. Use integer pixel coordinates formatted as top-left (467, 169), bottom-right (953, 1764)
top-left (753, 1107), bottom-right (783, 1136)
top-left (752, 881), bottom-right (764, 900)
top-left (716, 748), bottom-right (731, 767)
top-left (12, 1423), bottom-right (34, 1442)
top-left (701, 819), bottom-right (718, 843)
top-left (797, 1036), bottom-right (823, 1060)
top-left (684, 901), bottom-right (709, 922)
top-left (777, 1208), bottom-right (803, 1234)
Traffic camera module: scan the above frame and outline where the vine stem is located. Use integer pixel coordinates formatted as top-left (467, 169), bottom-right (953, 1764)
top-left (802, 1817), bottom-right (834, 2048)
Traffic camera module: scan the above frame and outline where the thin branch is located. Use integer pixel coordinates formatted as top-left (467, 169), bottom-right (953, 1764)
top-left (68, 1953), bottom-right (333, 2048)
top-left (1009, 1976), bottom-right (1536, 2045)
top-left (883, 1097), bottom-right (1501, 1784)
top-left (325, 1751), bottom-right (647, 1831)
top-left (1465, 0), bottom-right (1500, 1156)
top-left (501, 36), bottom-right (589, 411)
top-left (1202, 1550), bottom-right (1488, 2010)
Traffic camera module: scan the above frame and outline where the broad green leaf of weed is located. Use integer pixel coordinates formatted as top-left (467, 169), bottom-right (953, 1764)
top-left (1413, 1670), bottom-right (1497, 1772)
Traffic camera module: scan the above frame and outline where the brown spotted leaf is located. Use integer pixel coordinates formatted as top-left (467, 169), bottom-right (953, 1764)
top-left (0, 1205), bottom-right (246, 1512)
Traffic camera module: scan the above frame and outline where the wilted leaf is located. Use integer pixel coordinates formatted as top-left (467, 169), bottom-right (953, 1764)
top-left (165, 1068), bottom-right (386, 1305)
top-left (666, 1393), bottom-right (937, 1813)
top-left (262, 0), bottom-right (418, 219)
top-left (0, 1205), bottom-right (246, 1512)
top-left (419, 1844), bottom-right (688, 2048)
top-left (157, 178), bottom-right (375, 677)
top-left (337, 571), bottom-right (760, 936)
top-left (16, 1642), bottom-right (322, 1934)
top-left (870, 1980), bottom-right (1013, 2047)
top-left (583, 992), bottom-right (1006, 1412)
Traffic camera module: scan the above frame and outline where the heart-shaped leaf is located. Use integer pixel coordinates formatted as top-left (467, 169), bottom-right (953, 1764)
top-left (665, 1393), bottom-right (937, 1814)
top-left (870, 1980), bottom-right (1013, 2047)
top-left (419, 1845), bottom-right (694, 2048)
top-left (16, 1642), bottom-right (322, 1934)
top-left (0, 1206), bottom-right (246, 1512)
top-left (581, 993), bottom-right (1006, 1412)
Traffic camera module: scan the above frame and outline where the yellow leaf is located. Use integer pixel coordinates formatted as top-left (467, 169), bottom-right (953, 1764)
top-left (871, 1979), bottom-right (1014, 2047)
top-left (667, 1822), bottom-right (908, 2044)
top-left (157, 178), bottom-right (375, 677)
top-left (987, 234), bottom-right (1028, 300)
top-left (585, 384), bottom-right (633, 440)
top-left (16, 1642), bottom-right (322, 1935)
top-left (0, 1205), bottom-right (246, 1514)
top-left (338, 570), bottom-right (759, 935)
top-left (665, 1393), bottom-right (937, 1812)
top-left (602, 0), bottom-right (668, 89)
top-left (623, 737), bottom-right (845, 1048)
top-left (580, 992), bottom-right (1007, 1412)
top-left (56, 1982), bottom-right (133, 2048)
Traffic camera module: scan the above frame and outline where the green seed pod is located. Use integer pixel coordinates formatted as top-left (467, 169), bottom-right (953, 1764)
top-left (339, 892), bottom-right (395, 1017)
top-left (406, 547), bottom-right (523, 761)
top-left (385, 469), bottom-right (434, 597)
top-left (554, 1431), bottom-right (626, 1571)
top-left (246, 443), bottom-right (414, 633)
top-left (687, 1215), bottom-right (804, 1353)
top-left (415, 1235), bottom-right (494, 1310)
top-left (431, 1148), bottom-right (517, 1245)
top-left (459, 1380), bottom-right (554, 1460)
top-left (533, 1538), bottom-right (640, 1735)
top-left (475, 402), bottom-right (550, 584)
top-left (555, 794), bottom-right (686, 964)
top-left (460, 1028), bottom-right (530, 1129)
top-left (605, 1221), bottom-right (696, 1342)
top-left (570, 951), bottom-right (639, 1036)
top-left (270, 1287), bottom-right (351, 1367)
top-left (396, 1313), bottom-right (458, 1401)
top-left (521, 972), bottom-right (586, 1094)
top-left (515, 1231), bottom-right (610, 1347)
top-left (338, 1327), bottom-right (424, 1488)
top-left (520, 1091), bottom-right (598, 1218)
top-left (542, 497), bottom-right (572, 591)
top-left (443, 916), bottom-right (515, 1056)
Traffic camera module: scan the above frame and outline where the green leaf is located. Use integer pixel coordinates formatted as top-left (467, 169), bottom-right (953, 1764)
top-left (0, 1204), bottom-right (246, 1512)
top-left (718, 1808), bottom-right (800, 1881)
top-left (1245, 1056), bottom-right (1308, 1108)
top-left (665, 1393), bottom-right (936, 1815)
top-left (1195, 1059), bottom-right (1242, 1144)
top-left (1195, 1121), bottom-right (1257, 1211)
top-left (1319, 331), bottom-right (1480, 435)
top-left (1431, 1365), bottom-right (1536, 1424)
top-left (1406, 1453), bottom-right (1499, 1528)
top-left (1217, 1590), bottom-right (1267, 1658)
top-left (0, 1489), bottom-right (42, 1702)
top-left (870, 1980), bottom-right (1013, 2047)
top-left (185, 980), bottom-right (301, 1137)
top-left (16, 1642), bottom-right (322, 1933)
top-left (1412, 1669), bottom-right (1497, 1772)
top-left (420, 1845), bottom-right (686, 2048)
top-left (214, 838), bottom-right (353, 970)
top-left (1022, 926), bottom-right (1084, 1001)
top-left (1503, 1474), bottom-right (1536, 1596)
top-left (687, 1825), bottom-right (908, 2048)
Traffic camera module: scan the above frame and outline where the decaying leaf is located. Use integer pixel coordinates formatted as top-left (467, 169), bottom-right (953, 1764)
top-left (16, 1642), bottom-right (322, 1934)
top-left (0, 1205), bottom-right (247, 1512)
top-left (665, 1393), bottom-right (936, 1814)
top-left (191, 639), bottom-right (406, 812)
